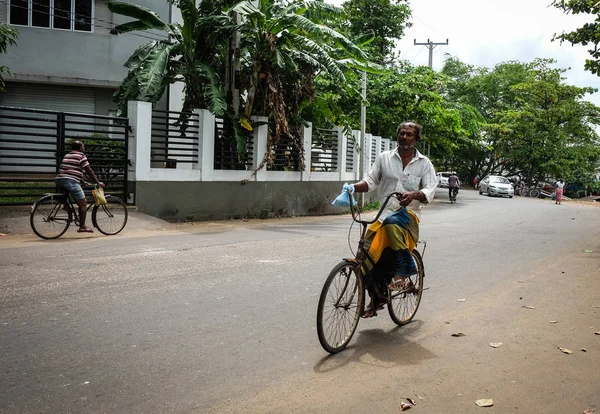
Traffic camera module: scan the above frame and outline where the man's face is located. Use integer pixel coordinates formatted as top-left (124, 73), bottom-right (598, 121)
top-left (397, 125), bottom-right (417, 151)
top-left (80, 144), bottom-right (85, 152)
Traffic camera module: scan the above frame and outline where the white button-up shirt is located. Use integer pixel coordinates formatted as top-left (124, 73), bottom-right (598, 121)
top-left (363, 148), bottom-right (438, 220)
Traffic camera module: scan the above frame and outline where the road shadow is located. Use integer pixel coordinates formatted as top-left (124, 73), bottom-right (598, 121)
top-left (313, 319), bottom-right (437, 374)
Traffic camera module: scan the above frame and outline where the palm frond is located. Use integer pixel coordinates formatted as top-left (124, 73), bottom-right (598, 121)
top-left (108, 2), bottom-right (169, 33)
top-left (288, 34), bottom-right (346, 82)
top-left (335, 58), bottom-right (385, 74)
top-left (196, 63), bottom-right (227, 115)
top-left (138, 45), bottom-right (173, 98)
top-left (230, 1), bottom-right (262, 18)
top-left (124, 41), bottom-right (160, 69)
top-left (276, 14), bottom-right (367, 61)
top-left (286, 0), bottom-right (342, 18)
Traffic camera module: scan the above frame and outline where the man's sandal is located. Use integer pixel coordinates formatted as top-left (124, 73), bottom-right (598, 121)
top-left (77, 227), bottom-right (94, 233)
top-left (361, 301), bottom-right (385, 318)
top-left (388, 276), bottom-right (416, 292)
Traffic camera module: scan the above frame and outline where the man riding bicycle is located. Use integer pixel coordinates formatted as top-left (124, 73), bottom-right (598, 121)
top-left (55, 140), bottom-right (104, 233)
top-left (448, 172), bottom-right (460, 201)
top-left (341, 121), bottom-right (437, 318)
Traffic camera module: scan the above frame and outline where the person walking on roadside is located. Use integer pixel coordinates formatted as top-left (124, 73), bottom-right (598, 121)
top-left (473, 174), bottom-right (480, 190)
top-left (554, 179), bottom-right (565, 205)
top-left (55, 141), bottom-right (105, 233)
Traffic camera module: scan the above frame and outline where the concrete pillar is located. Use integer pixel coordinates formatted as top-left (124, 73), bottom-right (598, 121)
top-left (198, 109), bottom-right (215, 181)
top-left (127, 101), bottom-right (152, 181)
top-left (251, 116), bottom-right (268, 181)
top-left (352, 130), bottom-right (360, 180)
top-left (365, 133), bottom-right (373, 169)
top-left (302, 122), bottom-right (312, 181)
top-left (336, 126), bottom-right (347, 180)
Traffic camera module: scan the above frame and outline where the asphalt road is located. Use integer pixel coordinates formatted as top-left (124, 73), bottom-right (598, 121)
top-left (1, 189), bottom-right (599, 413)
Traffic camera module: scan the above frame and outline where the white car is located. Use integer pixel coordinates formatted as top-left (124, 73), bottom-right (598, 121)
top-left (479, 175), bottom-right (514, 198)
top-left (436, 172), bottom-right (452, 188)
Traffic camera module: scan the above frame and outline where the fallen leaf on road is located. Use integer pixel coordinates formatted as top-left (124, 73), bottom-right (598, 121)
top-left (490, 342), bottom-right (503, 348)
top-left (583, 409), bottom-right (595, 414)
top-left (518, 280), bottom-right (525, 283)
top-left (475, 399), bottom-right (494, 407)
top-left (405, 397), bottom-right (417, 405)
top-left (457, 299), bottom-right (466, 302)
top-left (400, 401), bottom-right (414, 411)
top-left (522, 305), bottom-right (536, 309)
top-left (595, 331), bottom-right (600, 335)
top-left (558, 347), bottom-right (573, 355)
top-left (444, 321), bottom-right (451, 324)
top-left (549, 321), bottom-right (558, 324)
top-left (415, 394), bottom-right (424, 400)
top-left (452, 332), bottom-right (466, 337)
top-left (584, 250), bottom-right (593, 253)
top-left (0, 233), bottom-right (6, 237)
top-left (581, 348), bottom-right (587, 352)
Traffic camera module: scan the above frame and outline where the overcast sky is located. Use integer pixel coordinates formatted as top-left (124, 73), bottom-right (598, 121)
top-left (327, 0), bottom-right (600, 106)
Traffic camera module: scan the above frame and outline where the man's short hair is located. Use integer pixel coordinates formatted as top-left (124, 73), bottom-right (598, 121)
top-left (396, 121), bottom-right (422, 141)
top-left (72, 141), bottom-right (84, 151)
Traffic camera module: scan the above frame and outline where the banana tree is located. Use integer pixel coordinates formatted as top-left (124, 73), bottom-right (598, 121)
top-left (232, 0), bottom-right (379, 169)
top-left (108, 0), bottom-right (235, 116)
top-left (0, 24), bottom-right (19, 91)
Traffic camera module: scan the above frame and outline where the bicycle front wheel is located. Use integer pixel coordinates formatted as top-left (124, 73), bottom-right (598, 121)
top-left (317, 261), bottom-right (365, 354)
top-left (529, 189), bottom-right (540, 198)
top-left (388, 250), bottom-right (424, 326)
top-left (92, 196), bottom-right (128, 235)
top-left (30, 195), bottom-right (71, 239)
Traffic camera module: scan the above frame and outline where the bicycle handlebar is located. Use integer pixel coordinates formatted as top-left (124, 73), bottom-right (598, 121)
top-left (349, 191), bottom-right (404, 225)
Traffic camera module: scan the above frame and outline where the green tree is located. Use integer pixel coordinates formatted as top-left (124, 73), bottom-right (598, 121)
top-left (0, 24), bottom-right (19, 91)
top-left (552, 0), bottom-right (600, 75)
top-left (340, 0), bottom-right (412, 65)
top-left (443, 56), bottom-right (600, 184)
top-left (108, 0), bottom-right (235, 116)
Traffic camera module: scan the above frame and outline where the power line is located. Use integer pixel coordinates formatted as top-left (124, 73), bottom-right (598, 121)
top-left (412, 13), bottom-right (440, 35)
top-left (1, 0), bottom-right (169, 42)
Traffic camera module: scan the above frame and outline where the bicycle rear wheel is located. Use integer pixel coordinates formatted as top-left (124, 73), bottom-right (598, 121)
top-left (92, 195), bottom-right (128, 235)
top-left (388, 250), bottom-right (424, 326)
top-left (30, 195), bottom-right (71, 239)
top-left (529, 189), bottom-right (540, 198)
top-left (317, 261), bottom-right (365, 354)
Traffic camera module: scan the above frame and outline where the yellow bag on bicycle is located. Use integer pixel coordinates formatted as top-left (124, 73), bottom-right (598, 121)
top-left (92, 187), bottom-right (107, 206)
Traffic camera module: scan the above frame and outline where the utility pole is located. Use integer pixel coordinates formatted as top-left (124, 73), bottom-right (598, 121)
top-left (414, 38), bottom-right (448, 157)
top-left (413, 38), bottom-right (449, 69)
top-left (359, 71), bottom-right (367, 207)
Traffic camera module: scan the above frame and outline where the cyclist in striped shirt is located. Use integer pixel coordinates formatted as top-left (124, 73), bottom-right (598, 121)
top-left (55, 141), bottom-right (105, 233)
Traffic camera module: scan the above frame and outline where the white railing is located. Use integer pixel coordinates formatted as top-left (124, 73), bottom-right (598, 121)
top-left (127, 101), bottom-right (390, 182)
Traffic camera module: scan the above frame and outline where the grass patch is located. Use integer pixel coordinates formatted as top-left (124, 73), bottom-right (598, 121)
top-left (0, 181), bottom-right (56, 204)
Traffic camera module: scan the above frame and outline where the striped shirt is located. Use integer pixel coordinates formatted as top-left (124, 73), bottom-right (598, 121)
top-left (56, 151), bottom-right (90, 182)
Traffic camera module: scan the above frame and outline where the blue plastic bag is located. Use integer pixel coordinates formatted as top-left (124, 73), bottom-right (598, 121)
top-left (331, 189), bottom-right (357, 207)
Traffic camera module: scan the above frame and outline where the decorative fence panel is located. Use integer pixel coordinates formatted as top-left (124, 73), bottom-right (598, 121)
top-left (0, 106), bottom-right (128, 205)
top-left (268, 124), bottom-right (303, 172)
top-left (311, 127), bottom-right (338, 172)
top-left (0, 106), bottom-right (59, 205)
top-left (151, 110), bottom-right (199, 167)
top-left (370, 137), bottom-right (378, 167)
top-left (345, 133), bottom-right (355, 173)
top-left (214, 118), bottom-right (253, 170)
